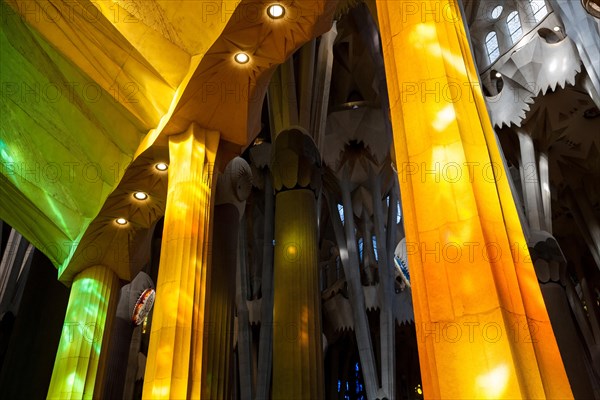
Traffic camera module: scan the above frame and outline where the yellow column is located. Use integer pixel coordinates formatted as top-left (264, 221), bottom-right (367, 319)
top-left (376, 1), bottom-right (572, 399)
top-left (271, 128), bottom-right (324, 399)
top-left (47, 265), bottom-right (119, 400)
top-left (142, 123), bottom-right (219, 399)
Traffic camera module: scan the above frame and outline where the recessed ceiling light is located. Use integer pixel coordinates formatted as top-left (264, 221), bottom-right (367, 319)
top-left (116, 218), bottom-right (128, 225)
top-left (133, 192), bottom-right (148, 200)
top-left (155, 162), bottom-right (168, 171)
top-left (589, 0), bottom-right (600, 15)
top-left (553, 26), bottom-right (561, 32)
top-left (234, 52), bottom-right (250, 64)
top-left (495, 72), bottom-right (502, 78)
top-left (267, 4), bottom-right (285, 19)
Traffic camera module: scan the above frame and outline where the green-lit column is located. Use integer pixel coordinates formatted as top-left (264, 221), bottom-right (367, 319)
top-left (47, 265), bottom-right (119, 399)
top-left (271, 128), bottom-right (324, 399)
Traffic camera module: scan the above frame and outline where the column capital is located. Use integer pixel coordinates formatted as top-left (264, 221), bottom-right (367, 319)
top-left (529, 230), bottom-right (568, 285)
top-left (215, 157), bottom-right (252, 219)
top-left (271, 127), bottom-right (322, 193)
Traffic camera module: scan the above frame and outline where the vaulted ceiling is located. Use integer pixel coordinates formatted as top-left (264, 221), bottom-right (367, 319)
top-left (0, 0), bottom-right (336, 281)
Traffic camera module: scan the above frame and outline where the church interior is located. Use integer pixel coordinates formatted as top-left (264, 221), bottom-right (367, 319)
top-left (1, 0), bottom-right (600, 398)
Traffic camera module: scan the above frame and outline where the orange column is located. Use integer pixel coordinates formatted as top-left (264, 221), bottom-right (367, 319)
top-left (376, 1), bottom-right (572, 398)
top-left (142, 123), bottom-right (219, 399)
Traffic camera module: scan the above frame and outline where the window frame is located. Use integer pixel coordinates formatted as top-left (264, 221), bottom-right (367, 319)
top-left (530, 0), bottom-right (548, 23)
top-left (485, 31), bottom-right (500, 63)
top-left (506, 11), bottom-right (523, 44)
top-left (491, 5), bottom-right (503, 19)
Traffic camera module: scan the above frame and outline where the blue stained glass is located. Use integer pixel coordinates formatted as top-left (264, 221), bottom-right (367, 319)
top-left (396, 256), bottom-right (411, 282)
top-left (372, 236), bottom-right (378, 261)
top-left (358, 238), bottom-right (364, 262)
top-left (338, 204), bottom-right (345, 224)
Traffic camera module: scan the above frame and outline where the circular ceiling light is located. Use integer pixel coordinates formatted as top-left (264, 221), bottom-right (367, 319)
top-left (133, 191), bottom-right (148, 200)
top-left (267, 4), bottom-right (285, 19)
top-left (155, 162), bottom-right (168, 171)
top-left (582, 0), bottom-right (600, 18)
top-left (495, 72), bottom-right (502, 78)
top-left (116, 217), bottom-right (128, 225)
top-left (234, 52), bottom-right (250, 64)
top-left (553, 26), bottom-right (561, 31)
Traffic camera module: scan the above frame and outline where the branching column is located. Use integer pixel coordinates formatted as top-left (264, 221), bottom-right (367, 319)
top-left (377, 1), bottom-right (572, 398)
top-left (142, 123), bottom-right (219, 399)
top-left (516, 129), bottom-right (545, 232)
top-left (47, 265), bottom-right (119, 399)
top-left (250, 142), bottom-right (276, 400)
top-left (271, 128), bottom-right (324, 399)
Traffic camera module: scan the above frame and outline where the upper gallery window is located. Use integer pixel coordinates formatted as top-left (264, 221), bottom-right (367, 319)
top-left (485, 31), bottom-right (500, 63)
top-left (491, 5), bottom-right (503, 19)
top-left (530, 0), bottom-right (548, 23)
top-left (507, 11), bottom-right (523, 43)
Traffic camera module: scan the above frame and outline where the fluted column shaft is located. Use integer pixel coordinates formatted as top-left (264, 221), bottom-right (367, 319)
top-left (376, 1), bottom-right (572, 398)
top-left (142, 124), bottom-right (219, 399)
top-left (272, 189), bottom-right (323, 399)
top-left (271, 128), bottom-right (323, 399)
top-left (201, 157), bottom-right (251, 399)
top-left (201, 204), bottom-right (238, 398)
top-left (47, 265), bottom-right (119, 399)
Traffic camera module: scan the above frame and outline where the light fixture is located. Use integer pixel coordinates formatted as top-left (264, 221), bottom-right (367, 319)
top-left (415, 384), bottom-right (423, 395)
top-left (133, 191), bottom-right (148, 200)
top-left (234, 52), bottom-right (250, 64)
top-left (582, 0), bottom-right (600, 19)
top-left (155, 162), bottom-right (168, 171)
top-left (115, 218), bottom-right (128, 225)
top-left (267, 4), bottom-right (285, 19)
top-left (495, 72), bottom-right (502, 78)
top-left (553, 26), bottom-right (561, 32)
